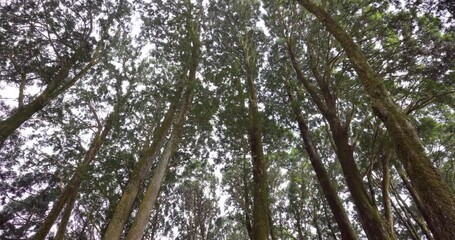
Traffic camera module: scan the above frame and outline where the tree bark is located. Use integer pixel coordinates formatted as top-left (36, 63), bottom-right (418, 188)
top-left (125, 87), bottom-right (192, 240)
top-left (296, 1), bottom-right (455, 238)
top-left (395, 164), bottom-right (434, 240)
top-left (243, 157), bottom-right (254, 240)
top-left (285, 83), bottom-right (357, 240)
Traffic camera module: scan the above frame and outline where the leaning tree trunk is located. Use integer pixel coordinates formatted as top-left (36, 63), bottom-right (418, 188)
top-left (285, 40), bottom-right (394, 239)
top-left (0, 19), bottom-right (111, 148)
top-left (285, 83), bottom-right (358, 240)
top-left (32, 111), bottom-right (117, 240)
top-left (54, 190), bottom-right (77, 240)
top-left (101, 85), bottom-right (184, 240)
top-left (296, 1), bottom-right (455, 238)
top-left (125, 84), bottom-right (194, 240)
top-left (124, 23), bottom-right (200, 238)
top-left (381, 146), bottom-right (394, 232)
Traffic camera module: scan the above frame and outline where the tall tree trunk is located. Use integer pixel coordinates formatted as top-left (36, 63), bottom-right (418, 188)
top-left (241, 33), bottom-right (270, 240)
top-left (284, 83), bottom-right (357, 240)
top-left (101, 83), bottom-right (184, 240)
top-left (323, 203), bottom-right (339, 240)
top-left (54, 190), bottom-right (77, 240)
top-left (124, 89), bottom-right (192, 240)
top-left (125, 32), bottom-right (199, 238)
top-left (285, 41), bottom-right (393, 239)
top-left (296, 1), bottom-right (455, 238)
top-left (32, 111), bottom-right (117, 240)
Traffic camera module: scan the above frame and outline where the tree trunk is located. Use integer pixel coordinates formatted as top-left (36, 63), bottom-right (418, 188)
top-left (125, 33), bottom-right (199, 239)
top-left (0, 43), bottom-right (102, 148)
top-left (32, 112), bottom-right (116, 240)
top-left (395, 164), bottom-right (434, 240)
top-left (296, 1), bottom-right (455, 238)
top-left (246, 66), bottom-right (269, 238)
top-left (243, 157), bottom-right (254, 240)
top-left (286, 41), bottom-right (393, 239)
top-left (381, 148), bottom-right (394, 232)
top-left (54, 190), bottom-right (77, 240)
top-left (285, 83), bottom-right (357, 240)
top-left (390, 199), bottom-right (420, 240)
top-left (101, 86), bottom-right (183, 240)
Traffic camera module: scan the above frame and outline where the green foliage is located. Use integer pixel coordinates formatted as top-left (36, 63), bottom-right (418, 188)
top-left (1, 0), bottom-right (454, 239)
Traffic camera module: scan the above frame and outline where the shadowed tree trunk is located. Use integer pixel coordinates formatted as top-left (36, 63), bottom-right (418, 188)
top-left (243, 157), bottom-right (254, 240)
top-left (54, 190), bottom-right (77, 240)
top-left (395, 164), bottom-right (434, 240)
top-left (296, 1), bottom-right (455, 238)
top-left (125, 82), bottom-right (194, 240)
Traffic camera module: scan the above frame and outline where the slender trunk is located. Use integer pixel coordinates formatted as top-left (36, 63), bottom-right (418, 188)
top-left (54, 190), bottom-right (77, 240)
top-left (32, 112), bottom-right (116, 240)
top-left (323, 203), bottom-right (338, 240)
top-left (149, 203), bottom-right (160, 240)
top-left (390, 199), bottom-right (420, 240)
top-left (366, 167), bottom-right (377, 208)
top-left (286, 43), bottom-right (392, 238)
top-left (296, 1), bottom-right (455, 238)
top-left (381, 149), bottom-right (394, 232)
top-left (102, 13), bottom-right (199, 238)
top-left (125, 59), bottom-right (197, 240)
top-left (247, 79), bottom-right (270, 240)
top-left (101, 87), bottom-right (182, 240)
top-left (313, 216), bottom-right (323, 240)
top-left (268, 208), bottom-right (276, 240)
top-left (284, 84), bottom-right (357, 240)
top-left (293, 207), bottom-right (304, 240)
top-left (0, 60), bottom-right (72, 146)
top-left (395, 164), bottom-right (434, 240)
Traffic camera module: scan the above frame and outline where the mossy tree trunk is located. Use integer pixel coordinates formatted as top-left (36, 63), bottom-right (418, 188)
top-left (296, 1), bottom-right (455, 238)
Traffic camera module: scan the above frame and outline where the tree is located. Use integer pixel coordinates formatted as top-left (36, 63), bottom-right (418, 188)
top-left (0, 0), bottom-right (125, 147)
top-left (295, 0), bottom-right (455, 238)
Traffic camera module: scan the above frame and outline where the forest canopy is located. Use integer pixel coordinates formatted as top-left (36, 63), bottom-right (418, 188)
top-left (0, 0), bottom-right (454, 239)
